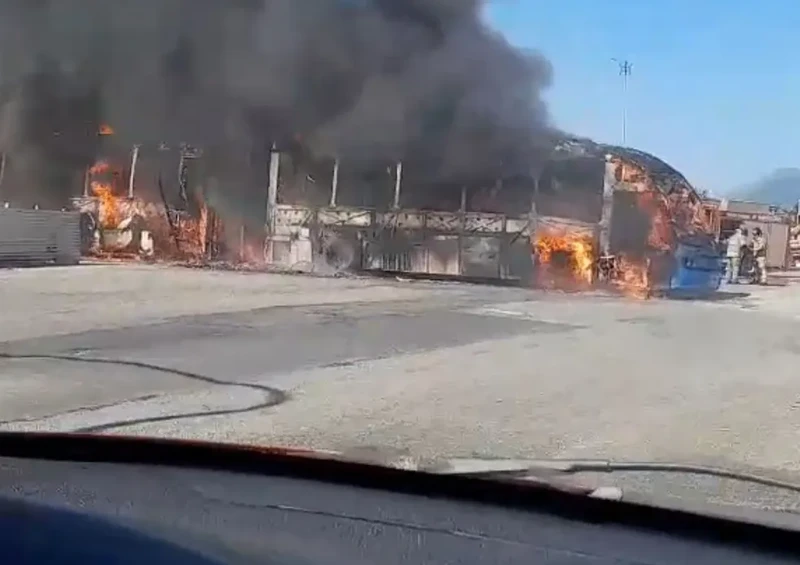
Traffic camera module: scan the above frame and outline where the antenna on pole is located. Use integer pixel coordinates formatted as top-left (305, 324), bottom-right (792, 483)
top-left (612, 58), bottom-right (632, 146)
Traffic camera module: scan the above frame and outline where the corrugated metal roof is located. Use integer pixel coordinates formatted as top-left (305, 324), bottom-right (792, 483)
top-left (720, 199), bottom-right (776, 214)
top-left (553, 137), bottom-right (717, 247)
top-left (553, 137), bottom-right (700, 200)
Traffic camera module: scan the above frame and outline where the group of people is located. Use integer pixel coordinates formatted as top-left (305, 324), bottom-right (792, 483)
top-left (725, 226), bottom-right (768, 285)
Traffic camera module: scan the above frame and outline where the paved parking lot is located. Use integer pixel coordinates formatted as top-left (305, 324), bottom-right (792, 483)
top-left (2, 264), bottom-right (800, 509)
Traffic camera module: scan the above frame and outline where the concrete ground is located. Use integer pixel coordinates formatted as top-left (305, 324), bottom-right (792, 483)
top-left (2, 263), bottom-right (800, 512)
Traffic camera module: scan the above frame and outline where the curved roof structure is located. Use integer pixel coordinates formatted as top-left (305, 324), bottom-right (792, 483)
top-left (551, 137), bottom-right (701, 201)
top-left (550, 136), bottom-right (715, 248)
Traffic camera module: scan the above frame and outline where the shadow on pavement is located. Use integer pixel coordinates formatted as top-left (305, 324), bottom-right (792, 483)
top-left (665, 291), bottom-right (750, 303)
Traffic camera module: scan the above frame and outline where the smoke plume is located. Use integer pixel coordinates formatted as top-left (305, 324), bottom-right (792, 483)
top-left (0, 0), bottom-right (555, 207)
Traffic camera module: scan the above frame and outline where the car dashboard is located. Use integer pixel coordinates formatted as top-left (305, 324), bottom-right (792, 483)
top-left (0, 436), bottom-right (799, 564)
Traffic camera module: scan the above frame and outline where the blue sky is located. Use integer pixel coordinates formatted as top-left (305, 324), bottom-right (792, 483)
top-left (485, 0), bottom-right (800, 195)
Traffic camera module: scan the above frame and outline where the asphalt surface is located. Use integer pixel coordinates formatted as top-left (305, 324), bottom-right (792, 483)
top-left (2, 263), bottom-right (800, 515)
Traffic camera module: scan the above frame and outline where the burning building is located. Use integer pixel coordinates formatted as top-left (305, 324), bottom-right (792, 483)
top-left (71, 132), bottom-right (224, 265)
top-left (64, 133), bottom-right (723, 299)
top-left (544, 139), bottom-right (724, 296)
top-left (264, 137), bottom-right (723, 297)
top-left (0, 2), bottom-right (722, 294)
top-left (1, 116), bottom-right (723, 298)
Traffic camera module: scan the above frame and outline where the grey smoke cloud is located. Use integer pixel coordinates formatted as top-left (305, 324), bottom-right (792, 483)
top-left (0, 0), bottom-right (555, 206)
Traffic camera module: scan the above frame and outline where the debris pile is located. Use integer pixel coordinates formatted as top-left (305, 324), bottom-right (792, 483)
top-left (74, 152), bottom-right (264, 269)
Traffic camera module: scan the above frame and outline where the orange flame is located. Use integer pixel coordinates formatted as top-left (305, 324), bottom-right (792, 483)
top-left (91, 181), bottom-right (120, 228)
top-left (78, 158), bottom-right (263, 267)
top-left (98, 124), bottom-right (114, 135)
top-left (534, 230), bottom-right (594, 288)
top-left (198, 201), bottom-right (209, 256)
top-left (614, 256), bottom-right (650, 299)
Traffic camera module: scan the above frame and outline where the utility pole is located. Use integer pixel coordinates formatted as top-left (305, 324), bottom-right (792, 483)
top-left (612, 58), bottom-right (632, 146)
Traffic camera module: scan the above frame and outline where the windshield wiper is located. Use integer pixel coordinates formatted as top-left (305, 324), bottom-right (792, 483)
top-left (429, 458), bottom-right (800, 495)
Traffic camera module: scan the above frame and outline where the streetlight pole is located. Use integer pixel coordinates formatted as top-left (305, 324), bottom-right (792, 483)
top-left (612, 58), bottom-right (632, 146)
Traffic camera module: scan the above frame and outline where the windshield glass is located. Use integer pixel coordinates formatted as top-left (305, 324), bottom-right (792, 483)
top-left (0, 0), bottom-right (798, 517)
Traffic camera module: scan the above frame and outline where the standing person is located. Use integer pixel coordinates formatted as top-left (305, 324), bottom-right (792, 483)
top-left (725, 226), bottom-right (746, 284)
top-left (739, 227), bottom-right (752, 281)
top-left (752, 227), bottom-right (768, 284)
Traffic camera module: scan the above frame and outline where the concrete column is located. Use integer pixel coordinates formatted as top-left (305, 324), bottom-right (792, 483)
top-left (264, 145), bottom-right (281, 264)
top-left (330, 159), bottom-right (339, 207)
top-left (267, 145), bottom-right (280, 225)
top-left (393, 161), bottom-right (403, 209)
top-left (128, 145), bottom-right (140, 199)
top-left (599, 156), bottom-right (616, 256)
top-left (177, 151), bottom-right (187, 202)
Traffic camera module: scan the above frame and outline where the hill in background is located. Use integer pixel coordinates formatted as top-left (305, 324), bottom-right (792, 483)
top-left (732, 168), bottom-right (800, 208)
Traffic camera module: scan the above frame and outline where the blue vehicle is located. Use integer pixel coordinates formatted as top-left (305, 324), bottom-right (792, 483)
top-left (660, 237), bottom-right (725, 297)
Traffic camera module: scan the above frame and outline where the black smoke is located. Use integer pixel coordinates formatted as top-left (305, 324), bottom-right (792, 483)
top-left (0, 0), bottom-right (555, 208)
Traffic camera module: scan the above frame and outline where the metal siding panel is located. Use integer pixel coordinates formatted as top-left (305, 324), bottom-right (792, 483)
top-left (408, 243), bottom-right (428, 273)
top-left (0, 209), bottom-right (81, 265)
top-left (428, 235), bottom-right (459, 275)
top-left (270, 237), bottom-right (293, 266)
top-left (461, 236), bottom-right (501, 278)
top-left (505, 238), bottom-right (534, 282)
top-left (766, 223), bottom-right (790, 269)
top-left (723, 200), bottom-right (774, 215)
